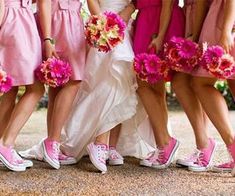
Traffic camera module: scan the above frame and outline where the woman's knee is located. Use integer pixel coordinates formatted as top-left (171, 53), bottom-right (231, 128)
top-left (26, 82), bottom-right (45, 97)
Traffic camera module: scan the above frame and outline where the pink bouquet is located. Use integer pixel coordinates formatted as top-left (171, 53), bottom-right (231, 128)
top-left (200, 44), bottom-right (235, 79)
top-left (35, 57), bottom-right (72, 87)
top-left (164, 37), bottom-right (201, 73)
top-left (85, 11), bottom-right (126, 52)
top-left (0, 69), bottom-right (13, 94)
top-left (133, 53), bottom-right (171, 84)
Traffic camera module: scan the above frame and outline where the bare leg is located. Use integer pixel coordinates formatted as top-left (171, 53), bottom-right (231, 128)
top-left (0, 82), bottom-right (45, 146)
top-left (0, 87), bottom-right (18, 138)
top-left (192, 77), bottom-right (235, 145)
top-left (95, 131), bottom-right (110, 146)
top-left (137, 79), bottom-right (171, 148)
top-left (228, 79), bottom-right (235, 98)
top-left (47, 87), bottom-right (61, 132)
top-left (172, 73), bottom-right (210, 149)
top-left (48, 80), bottom-right (81, 141)
top-left (109, 124), bottom-right (121, 147)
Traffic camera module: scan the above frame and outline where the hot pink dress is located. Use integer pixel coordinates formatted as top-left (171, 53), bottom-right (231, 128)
top-left (193, 0), bottom-right (235, 79)
top-left (0, 0), bottom-right (42, 86)
top-left (133, 0), bottom-right (185, 54)
top-left (49, 0), bottom-right (86, 80)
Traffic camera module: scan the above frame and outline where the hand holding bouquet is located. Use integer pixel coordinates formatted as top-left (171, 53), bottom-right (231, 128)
top-left (85, 11), bottom-right (126, 52)
top-left (35, 57), bottom-right (72, 88)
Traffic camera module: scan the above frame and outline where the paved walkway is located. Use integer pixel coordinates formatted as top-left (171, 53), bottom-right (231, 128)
top-left (0, 110), bottom-right (235, 195)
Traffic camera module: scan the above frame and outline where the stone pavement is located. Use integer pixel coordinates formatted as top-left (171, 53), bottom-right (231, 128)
top-left (0, 110), bottom-right (235, 195)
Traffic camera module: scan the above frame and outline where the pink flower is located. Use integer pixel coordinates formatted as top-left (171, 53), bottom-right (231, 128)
top-left (85, 11), bottom-right (126, 52)
top-left (144, 54), bottom-right (162, 74)
top-left (201, 45), bottom-right (235, 79)
top-left (133, 53), bottom-right (170, 84)
top-left (0, 69), bottom-right (13, 93)
top-left (35, 57), bottom-right (72, 87)
top-left (164, 37), bottom-right (201, 72)
top-left (178, 39), bottom-right (198, 59)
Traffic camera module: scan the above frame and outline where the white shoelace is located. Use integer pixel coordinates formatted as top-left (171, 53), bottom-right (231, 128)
top-left (52, 143), bottom-right (60, 160)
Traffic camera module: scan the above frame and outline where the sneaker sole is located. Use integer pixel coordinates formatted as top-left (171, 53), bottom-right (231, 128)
top-left (188, 142), bottom-right (217, 172)
top-left (108, 159), bottom-right (124, 166)
top-left (0, 154), bottom-right (26, 172)
top-left (42, 142), bottom-right (60, 170)
top-left (211, 167), bottom-right (232, 173)
top-left (23, 161), bottom-right (33, 168)
top-left (140, 161), bottom-right (152, 167)
top-left (60, 159), bottom-right (78, 165)
top-left (86, 145), bottom-right (107, 173)
top-left (152, 140), bottom-right (180, 169)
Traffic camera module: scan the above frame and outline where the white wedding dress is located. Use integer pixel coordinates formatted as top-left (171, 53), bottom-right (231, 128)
top-left (20, 0), bottom-right (173, 161)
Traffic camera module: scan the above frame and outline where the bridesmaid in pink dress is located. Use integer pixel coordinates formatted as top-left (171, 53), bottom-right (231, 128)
top-left (0, 0), bottom-right (45, 171)
top-left (133, 0), bottom-right (185, 169)
top-left (172, 0), bottom-right (215, 172)
top-left (192, 0), bottom-right (235, 176)
top-left (37, 0), bottom-right (86, 169)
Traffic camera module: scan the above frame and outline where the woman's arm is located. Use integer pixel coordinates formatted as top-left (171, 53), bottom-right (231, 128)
top-left (118, 2), bottom-right (135, 24)
top-left (37, 0), bottom-right (58, 59)
top-left (87, 0), bottom-right (101, 15)
top-left (0, 0), bottom-right (5, 27)
top-left (219, 0), bottom-right (235, 52)
top-left (149, 0), bottom-right (174, 52)
top-left (192, 0), bottom-right (208, 42)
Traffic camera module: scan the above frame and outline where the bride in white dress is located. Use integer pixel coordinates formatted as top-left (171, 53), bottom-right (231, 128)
top-left (20, 0), bottom-right (172, 172)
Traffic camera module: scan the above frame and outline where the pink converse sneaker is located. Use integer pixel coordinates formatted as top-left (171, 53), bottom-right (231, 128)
top-left (176, 149), bottom-right (201, 167)
top-left (140, 151), bottom-right (158, 167)
top-left (152, 137), bottom-right (180, 169)
top-left (86, 142), bottom-right (108, 173)
top-left (0, 145), bottom-right (26, 172)
top-left (12, 150), bottom-right (33, 168)
top-left (227, 138), bottom-right (235, 176)
top-left (108, 147), bottom-right (124, 165)
top-left (188, 138), bottom-right (216, 172)
top-left (42, 138), bottom-right (60, 169)
top-left (59, 152), bottom-right (77, 165)
top-left (212, 161), bottom-right (234, 173)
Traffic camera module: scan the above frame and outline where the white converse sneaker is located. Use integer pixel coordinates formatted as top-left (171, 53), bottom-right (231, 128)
top-left (0, 145), bottom-right (26, 172)
top-left (140, 151), bottom-right (158, 167)
top-left (12, 150), bottom-right (33, 168)
top-left (108, 147), bottom-right (124, 165)
top-left (86, 142), bottom-right (108, 173)
top-left (176, 149), bottom-right (201, 167)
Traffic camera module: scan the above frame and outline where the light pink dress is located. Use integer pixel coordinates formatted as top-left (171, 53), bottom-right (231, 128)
top-left (0, 0), bottom-right (42, 86)
top-left (50, 0), bottom-right (86, 80)
top-left (193, 0), bottom-right (235, 79)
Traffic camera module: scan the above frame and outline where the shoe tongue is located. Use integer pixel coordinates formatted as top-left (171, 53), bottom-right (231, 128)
top-left (97, 144), bottom-right (108, 150)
